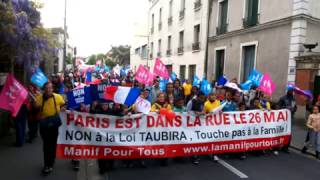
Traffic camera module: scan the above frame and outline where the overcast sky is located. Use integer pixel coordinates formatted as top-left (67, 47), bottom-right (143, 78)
top-left (39, 0), bottom-right (149, 57)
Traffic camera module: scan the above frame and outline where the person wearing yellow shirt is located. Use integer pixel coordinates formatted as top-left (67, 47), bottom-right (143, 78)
top-left (151, 92), bottom-right (172, 113)
top-left (35, 82), bottom-right (65, 175)
top-left (183, 80), bottom-right (192, 97)
top-left (203, 93), bottom-right (221, 162)
top-left (204, 93), bottom-right (221, 113)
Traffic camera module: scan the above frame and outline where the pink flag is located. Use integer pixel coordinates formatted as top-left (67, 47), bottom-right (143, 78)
top-left (135, 65), bottom-right (154, 85)
top-left (153, 58), bottom-right (169, 79)
top-left (0, 74), bottom-right (28, 117)
top-left (96, 60), bottom-right (102, 66)
top-left (258, 74), bottom-right (276, 96)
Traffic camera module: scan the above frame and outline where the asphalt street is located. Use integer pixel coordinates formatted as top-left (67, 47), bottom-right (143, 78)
top-left (107, 152), bottom-right (320, 180)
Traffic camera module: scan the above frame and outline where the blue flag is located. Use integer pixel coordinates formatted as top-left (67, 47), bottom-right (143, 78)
top-left (67, 86), bottom-right (92, 109)
top-left (193, 76), bottom-right (201, 87)
top-left (217, 76), bottom-right (228, 86)
top-left (85, 71), bottom-right (92, 84)
top-left (170, 72), bottom-right (177, 81)
top-left (200, 79), bottom-right (212, 96)
top-left (248, 69), bottom-right (263, 87)
top-left (159, 78), bottom-right (168, 92)
top-left (30, 68), bottom-right (48, 88)
top-left (240, 80), bottom-right (253, 91)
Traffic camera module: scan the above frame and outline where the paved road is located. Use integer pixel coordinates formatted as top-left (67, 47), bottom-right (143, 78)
top-left (0, 133), bottom-right (77, 180)
top-left (106, 151), bottom-right (320, 180)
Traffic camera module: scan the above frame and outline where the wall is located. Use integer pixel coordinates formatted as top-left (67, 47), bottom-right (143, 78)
top-left (309, 0), bottom-right (320, 19)
top-left (146, 0), bottom-right (209, 79)
top-left (208, 24), bottom-right (291, 99)
top-left (305, 21), bottom-right (320, 52)
top-left (209, 0), bottom-right (292, 36)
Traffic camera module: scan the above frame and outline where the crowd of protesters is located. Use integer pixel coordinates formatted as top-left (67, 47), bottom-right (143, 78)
top-left (5, 68), bottom-right (320, 176)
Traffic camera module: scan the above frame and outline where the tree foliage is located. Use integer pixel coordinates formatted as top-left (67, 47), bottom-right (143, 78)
top-left (0, 0), bottom-right (56, 76)
top-left (109, 45), bottom-right (130, 65)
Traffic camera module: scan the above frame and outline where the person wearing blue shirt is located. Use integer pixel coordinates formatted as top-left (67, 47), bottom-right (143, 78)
top-left (223, 91), bottom-right (238, 112)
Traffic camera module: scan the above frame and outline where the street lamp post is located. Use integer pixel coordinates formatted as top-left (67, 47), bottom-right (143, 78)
top-left (63, 0), bottom-right (67, 71)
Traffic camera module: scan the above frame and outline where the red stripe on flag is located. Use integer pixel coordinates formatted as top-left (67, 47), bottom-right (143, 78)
top-left (104, 86), bottom-right (118, 100)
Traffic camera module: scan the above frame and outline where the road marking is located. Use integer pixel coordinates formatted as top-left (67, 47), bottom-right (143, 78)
top-left (218, 159), bottom-right (249, 179)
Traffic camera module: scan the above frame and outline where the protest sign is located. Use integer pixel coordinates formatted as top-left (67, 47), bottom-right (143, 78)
top-left (30, 68), bottom-right (48, 88)
top-left (134, 96), bottom-right (151, 114)
top-left (57, 109), bottom-right (291, 159)
top-left (67, 86), bottom-right (92, 109)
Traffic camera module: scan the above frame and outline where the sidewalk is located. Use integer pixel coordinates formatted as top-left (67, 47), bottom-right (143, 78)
top-left (0, 131), bottom-right (77, 180)
top-left (291, 119), bottom-right (316, 155)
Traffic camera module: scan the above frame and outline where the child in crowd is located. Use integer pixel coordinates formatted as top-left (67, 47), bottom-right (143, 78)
top-left (173, 97), bottom-right (187, 113)
top-left (204, 93), bottom-right (221, 113)
top-left (302, 106), bottom-right (320, 159)
top-left (151, 93), bottom-right (172, 113)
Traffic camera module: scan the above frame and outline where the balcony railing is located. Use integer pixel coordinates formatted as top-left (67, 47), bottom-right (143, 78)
top-left (168, 16), bottom-right (173, 26)
top-left (194, 0), bottom-right (201, 11)
top-left (158, 22), bottom-right (162, 31)
top-left (157, 52), bottom-right (161, 57)
top-left (166, 49), bottom-right (172, 56)
top-left (216, 23), bottom-right (228, 35)
top-left (178, 47), bottom-right (184, 54)
top-left (243, 16), bottom-right (258, 28)
top-left (179, 9), bottom-right (185, 20)
top-left (192, 42), bottom-right (200, 51)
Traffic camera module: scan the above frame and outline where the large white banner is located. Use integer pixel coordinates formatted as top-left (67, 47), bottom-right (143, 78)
top-left (57, 109), bottom-right (291, 159)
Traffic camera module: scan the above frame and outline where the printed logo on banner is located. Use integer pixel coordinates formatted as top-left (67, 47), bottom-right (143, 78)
top-left (67, 86), bottom-right (92, 109)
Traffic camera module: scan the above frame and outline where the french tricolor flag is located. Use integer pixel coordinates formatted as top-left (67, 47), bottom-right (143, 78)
top-left (104, 86), bottom-right (141, 106)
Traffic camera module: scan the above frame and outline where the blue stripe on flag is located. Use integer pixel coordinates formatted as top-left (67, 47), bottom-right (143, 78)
top-left (124, 88), bottom-right (141, 106)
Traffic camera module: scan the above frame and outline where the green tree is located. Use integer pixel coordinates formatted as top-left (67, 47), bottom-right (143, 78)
top-left (87, 54), bottom-right (97, 65)
top-left (110, 45), bottom-right (131, 65)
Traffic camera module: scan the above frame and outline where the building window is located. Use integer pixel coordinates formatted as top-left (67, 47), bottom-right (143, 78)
top-left (135, 47), bottom-right (140, 55)
top-left (141, 45), bottom-right (147, 59)
top-left (217, 0), bottom-right (228, 35)
top-left (150, 42), bottom-right (154, 59)
top-left (157, 39), bottom-right (162, 57)
top-left (166, 65), bottom-right (173, 75)
top-left (241, 45), bottom-right (256, 82)
top-left (178, 31), bottom-right (184, 54)
top-left (215, 49), bottom-right (225, 80)
top-left (168, 1), bottom-right (173, 26)
top-left (189, 65), bottom-right (196, 82)
top-left (151, 14), bottom-right (154, 34)
top-left (159, 8), bottom-right (162, 31)
top-left (192, 24), bottom-right (201, 51)
top-left (180, 65), bottom-right (186, 80)
top-left (167, 36), bottom-right (172, 56)
top-left (179, 0), bottom-right (185, 20)
top-left (194, 0), bottom-right (201, 11)
top-left (243, 0), bottom-right (259, 28)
